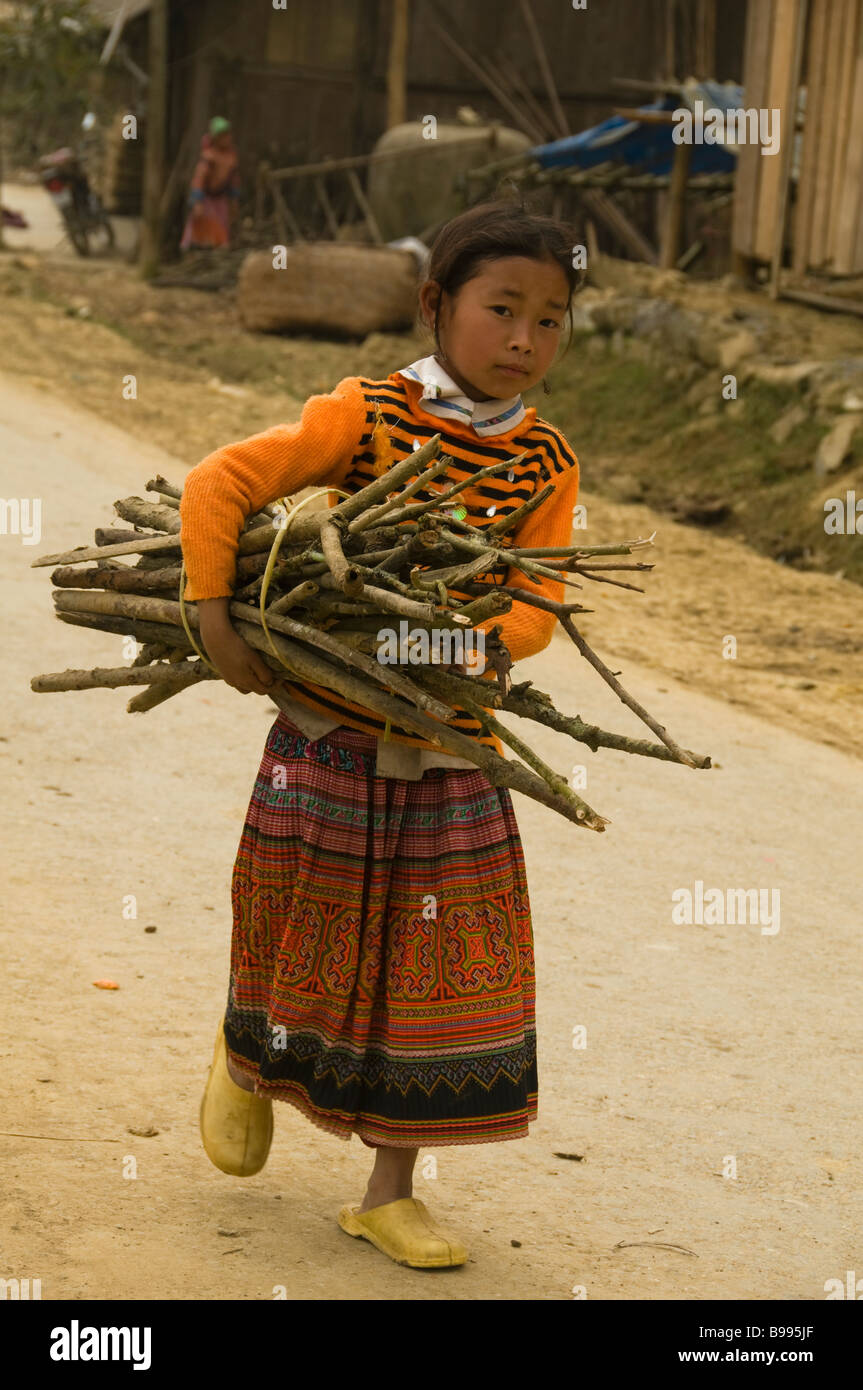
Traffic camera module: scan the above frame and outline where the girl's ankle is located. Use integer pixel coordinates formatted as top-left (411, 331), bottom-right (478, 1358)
top-left (360, 1182), bottom-right (413, 1210)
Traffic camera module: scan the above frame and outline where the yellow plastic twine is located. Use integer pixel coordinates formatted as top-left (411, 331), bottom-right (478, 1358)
top-left (178, 488), bottom-right (351, 677)
top-left (179, 559), bottom-right (220, 674)
top-left (258, 489), bottom-right (351, 670)
top-left (256, 487), bottom-right (395, 739)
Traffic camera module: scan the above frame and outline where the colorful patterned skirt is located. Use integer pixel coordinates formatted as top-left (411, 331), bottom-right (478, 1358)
top-left (180, 193), bottom-right (231, 249)
top-left (223, 711), bottom-right (538, 1148)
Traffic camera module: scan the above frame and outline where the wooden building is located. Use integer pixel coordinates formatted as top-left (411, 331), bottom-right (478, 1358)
top-left (87, 0), bottom-right (749, 262)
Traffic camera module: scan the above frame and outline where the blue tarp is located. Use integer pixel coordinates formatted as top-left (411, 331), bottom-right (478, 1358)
top-left (529, 85), bottom-right (741, 177)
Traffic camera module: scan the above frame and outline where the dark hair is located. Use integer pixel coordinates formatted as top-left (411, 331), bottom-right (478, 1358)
top-left (423, 197), bottom-right (584, 354)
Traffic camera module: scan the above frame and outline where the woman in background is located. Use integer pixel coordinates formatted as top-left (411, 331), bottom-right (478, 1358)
top-left (180, 116), bottom-right (240, 252)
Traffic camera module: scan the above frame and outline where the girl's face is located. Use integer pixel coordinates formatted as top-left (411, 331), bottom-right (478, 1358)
top-left (420, 255), bottom-right (569, 402)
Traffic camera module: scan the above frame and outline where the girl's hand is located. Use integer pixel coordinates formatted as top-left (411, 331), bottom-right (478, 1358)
top-left (198, 598), bottom-right (276, 696)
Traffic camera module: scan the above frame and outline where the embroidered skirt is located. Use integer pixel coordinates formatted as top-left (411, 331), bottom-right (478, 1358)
top-left (223, 712), bottom-right (538, 1148)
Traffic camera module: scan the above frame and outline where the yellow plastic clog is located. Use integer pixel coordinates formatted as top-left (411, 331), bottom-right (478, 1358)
top-left (338, 1196), bottom-right (469, 1268)
top-left (199, 1020), bottom-right (273, 1176)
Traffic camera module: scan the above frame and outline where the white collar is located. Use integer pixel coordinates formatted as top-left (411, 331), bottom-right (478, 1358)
top-left (397, 355), bottom-right (527, 437)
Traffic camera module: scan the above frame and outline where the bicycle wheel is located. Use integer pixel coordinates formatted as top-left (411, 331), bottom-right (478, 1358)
top-left (86, 211), bottom-right (116, 256)
top-left (63, 209), bottom-right (90, 256)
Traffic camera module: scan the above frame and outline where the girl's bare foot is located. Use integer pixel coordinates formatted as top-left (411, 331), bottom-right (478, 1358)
top-left (357, 1144), bottom-right (419, 1213)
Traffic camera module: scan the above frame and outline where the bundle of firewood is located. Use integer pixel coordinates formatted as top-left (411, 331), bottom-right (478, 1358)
top-left (30, 435), bottom-right (710, 830)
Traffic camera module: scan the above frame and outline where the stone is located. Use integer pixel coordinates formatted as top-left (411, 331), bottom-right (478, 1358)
top-left (589, 296), bottom-right (641, 334)
top-left (569, 302), bottom-right (597, 334)
top-left (769, 403), bottom-right (807, 445)
top-left (651, 269), bottom-right (687, 292)
top-left (630, 298), bottom-right (674, 338)
top-left (814, 413), bottom-right (862, 476)
top-left (747, 361), bottom-right (825, 388)
top-left (717, 329), bottom-right (758, 371)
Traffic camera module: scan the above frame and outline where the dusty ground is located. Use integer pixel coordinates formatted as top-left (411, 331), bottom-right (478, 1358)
top-left (2, 362), bottom-right (862, 1301)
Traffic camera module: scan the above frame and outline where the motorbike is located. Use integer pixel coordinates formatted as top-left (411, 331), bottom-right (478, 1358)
top-left (38, 115), bottom-right (115, 257)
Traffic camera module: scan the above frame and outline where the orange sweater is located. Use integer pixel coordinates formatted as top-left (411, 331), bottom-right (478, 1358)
top-left (179, 372), bottom-right (580, 754)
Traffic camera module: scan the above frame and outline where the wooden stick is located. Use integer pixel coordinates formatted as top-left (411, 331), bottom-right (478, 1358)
top-left (95, 527), bottom-right (158, 547)
top-left (132, 642), bottom-right (169, 666)
top-left (660, 139), bottom-right (692, 269)
top-left (127, 682), bottom-right (196, 714)
top-left (114, 497), bottom-right (182, 533)
top-left (346, 168), bottom-right (383, 244)
top-left (484, 480), bottom-right (554, 537)
top-left (420, 668), bottom-right (710, 767)
top-left (459, 581), bottom-right (591, 618)
top-left (31, 661), bottom-right (215, 693)
top-left (267, 136), bottom-right (498, 181)
top-left (768, 0), bottom-right (808, 293)
top-left (582, 187), bottom-right (658, 265)
top-left (53, 610), bottom-right (194, 648)
top-left (145, 474), bottom-right (182, 500)
top-left (558, 612), bottom-right (699, 767)
top-left (386, 0), bottom-right (410, 129)
top-left (270, 174), bottom-right (304, 243)
top-left (356, 583), bottom-right (440, 621)
top-left (52, 590), bottom-right (189, 627)
top-left (776, 286), bottom-right (863, 318)
top-left (424, 7), bottom-right (546, 141)
top-left (333, 434), bottom-right (442, 521)
top-left (517, 0), bottom-right (569, 138)
top-left (458, 691), bottom-right (606, 828)
top-left (229, 602), bottom-right (456, 722)
top-left (345, 455), bottom-right (454, 532)
top-left (313, 175), bottom-right (340, 238)
top-left (495, 51), bottom-right (558, 141)
top-left (33, 535), bottom-right (182, 567)
top-left (436, 527), bottom-right (585, 590)
top-left (351, 452), bottom-right (527, 535)
top-left (511, 537), bottom-right (656, 557)
top-left (51, 564), bottom-right (181, 594)
top-left (319, 517), bottom-right (364, 595)
top-left (231, 619), bottom-right (610, 830)
top-left (268, 579), bottom-right (320, 616)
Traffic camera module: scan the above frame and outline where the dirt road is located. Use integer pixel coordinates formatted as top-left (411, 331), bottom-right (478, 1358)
top-left (1, 373), bottom-right (861, 1301)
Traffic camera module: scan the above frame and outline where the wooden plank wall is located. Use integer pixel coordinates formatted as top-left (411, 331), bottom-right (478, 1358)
top-left (732, 0), bottom-right (803, 263)
top-left (798, 0), bottom-right (863, 272)
top-left (735, 0), bottom-right (863, 273)
top-left (168, 0), bottom-right (749, 179)
top-left (835, 8), bottom-right (863, 269)
top-left (731, 0), bottom-right (773, 259)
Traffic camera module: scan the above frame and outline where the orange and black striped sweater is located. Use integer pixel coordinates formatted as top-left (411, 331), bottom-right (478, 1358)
top-left (179, 371), bottom-right (580, 756)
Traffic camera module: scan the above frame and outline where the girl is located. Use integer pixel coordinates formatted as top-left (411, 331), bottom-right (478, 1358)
top-left (183, 199), bottom-right (583, 1271)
